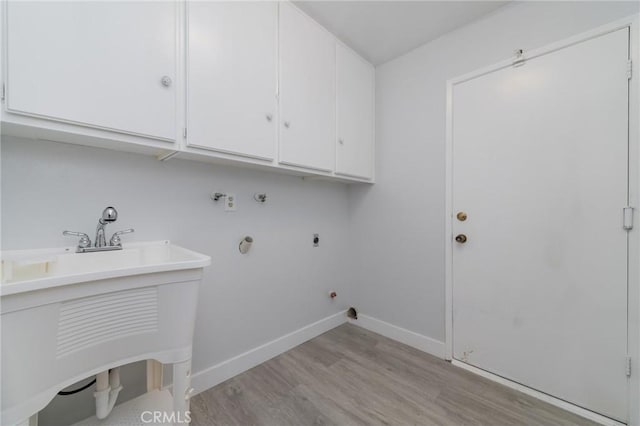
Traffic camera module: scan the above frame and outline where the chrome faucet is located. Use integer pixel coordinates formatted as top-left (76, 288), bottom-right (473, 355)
top-left (64, 206), bottom-right (134, 253)
top-left (95, 206), bottom-right (118, 248)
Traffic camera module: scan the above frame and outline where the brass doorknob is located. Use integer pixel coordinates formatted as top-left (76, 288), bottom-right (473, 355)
top-left (455, 234), bottom-right (467, 243)
top-left (456, 212), bottom-right (467, 221)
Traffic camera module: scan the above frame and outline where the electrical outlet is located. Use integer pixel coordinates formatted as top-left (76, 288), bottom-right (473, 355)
top-left (225, 193), bottom-right (237, 212)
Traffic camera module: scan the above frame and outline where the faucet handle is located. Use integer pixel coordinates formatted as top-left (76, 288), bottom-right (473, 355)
top-left (110, 229), bottom-right (134, 247)
top-left (63, 231), bottom-right (91, 248)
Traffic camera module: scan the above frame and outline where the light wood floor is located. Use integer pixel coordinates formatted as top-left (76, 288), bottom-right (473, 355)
top-left (190, 324), bottom-right (596, 425)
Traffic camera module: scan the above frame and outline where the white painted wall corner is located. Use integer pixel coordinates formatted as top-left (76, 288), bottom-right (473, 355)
top-left (190, 310), bottom-right (348, 395)
top-left (349, 313), bottom-right (445, 359)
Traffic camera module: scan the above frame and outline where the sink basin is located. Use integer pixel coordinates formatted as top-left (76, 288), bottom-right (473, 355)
top-left (1, 240), bottom-right (210, 426)
top-left (1, 240), bottom-right (210, 296)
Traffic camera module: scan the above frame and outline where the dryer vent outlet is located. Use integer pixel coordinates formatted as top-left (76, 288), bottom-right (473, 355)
top-left (347, 307), bottom-right (358, 320)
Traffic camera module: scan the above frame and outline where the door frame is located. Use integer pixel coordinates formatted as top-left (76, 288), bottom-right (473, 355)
top-left (444, 14), bottom-right (640, 425)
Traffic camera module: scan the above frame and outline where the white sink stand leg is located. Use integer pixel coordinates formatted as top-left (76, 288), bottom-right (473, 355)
top-left (147, 359), bottom-right (192, 425)
top-left (172, 359), bottom-right (193, 425)
top-left (146, 360), bottom-right (164, 392)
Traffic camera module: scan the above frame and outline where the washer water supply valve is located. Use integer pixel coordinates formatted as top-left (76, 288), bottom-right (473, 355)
top-left (253, 193), bottom-right (267, 203)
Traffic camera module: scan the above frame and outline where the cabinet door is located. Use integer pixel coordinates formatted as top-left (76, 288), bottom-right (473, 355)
top-left (6, 2), bottom-right (177, 140)
top-left (279, 3), bottom-right (335, 172)
top-left (336, 44), bottom-right (374, 179)
top-left (187, 2), bottom-right (277, 160)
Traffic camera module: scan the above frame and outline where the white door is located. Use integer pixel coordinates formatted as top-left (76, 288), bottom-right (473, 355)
top-left (6, 1), bottom-right (176, 140)
top-left (279, 3), bottom-right (335, 172)
top-left (451, 28), bottom-right (629, 422)
top-left (336, 44), bottom-right (375, 180)
top-left (186, 2), bottom-right (277, 160)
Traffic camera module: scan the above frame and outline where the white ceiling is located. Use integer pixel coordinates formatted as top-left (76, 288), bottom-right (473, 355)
top-left (294, 1), bottom-right (509, 65)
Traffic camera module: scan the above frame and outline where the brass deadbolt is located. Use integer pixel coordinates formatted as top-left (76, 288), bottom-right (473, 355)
top-left (455, 234), bottom-right (467, 244)
top-left (456, 212), bottom-right (467, 221)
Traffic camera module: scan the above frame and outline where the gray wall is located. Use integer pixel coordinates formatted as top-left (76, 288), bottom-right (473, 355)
top-left (1, 136), bottom-right (352, 425)
top-left (348, 1), bottom-right (640, 342)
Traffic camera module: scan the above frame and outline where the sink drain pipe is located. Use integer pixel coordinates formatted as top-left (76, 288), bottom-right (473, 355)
top-left (94, 368), bottom-right (123, 419)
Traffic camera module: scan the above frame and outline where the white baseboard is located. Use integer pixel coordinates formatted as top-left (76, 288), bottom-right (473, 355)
top-left (451, 360), bottom-right (625, 426)
top-left (349, 314), bottom-right (445, 359)
top-left (191, 310), bottom-right (347, 394)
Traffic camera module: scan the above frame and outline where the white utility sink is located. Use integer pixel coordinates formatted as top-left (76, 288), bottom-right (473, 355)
top-left (1, 240), bottom-right (209, 295)
top-left (1, 240), bottom-right (211, 426)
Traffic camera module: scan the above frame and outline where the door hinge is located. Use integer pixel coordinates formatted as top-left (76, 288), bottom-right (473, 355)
top-left (182, 128), bottom-right (187, 139)
top-left (626, 357), bottom-right (632, 377)
top-left (628, 59), bottom-right (633, 80)
top-left (624, 207), bottom-right (634, 230)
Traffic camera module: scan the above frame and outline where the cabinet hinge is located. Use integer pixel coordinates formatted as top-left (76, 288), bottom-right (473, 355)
top-left (183, 128), bottom-right (187, 139)
top-left (626, 357), bottom-right (632, 377)
top-left (628, 59), bottom-right (633, 80)
top-left (623, 207), bottom-right (634, 230)
top-left (1, 83), bottom-right (5, 102)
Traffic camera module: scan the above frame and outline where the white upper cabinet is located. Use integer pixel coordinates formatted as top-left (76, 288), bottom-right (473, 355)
top-left (5, 1), bottom-right (177, 141)
top-left (278, 3), bottom-right (336, 172)
top-left (336, 44), bottom-right (375, 179)
top-left (186, 2), bottom-right (278, 160)
top-left (3, 1), bottom-right (375, 182)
